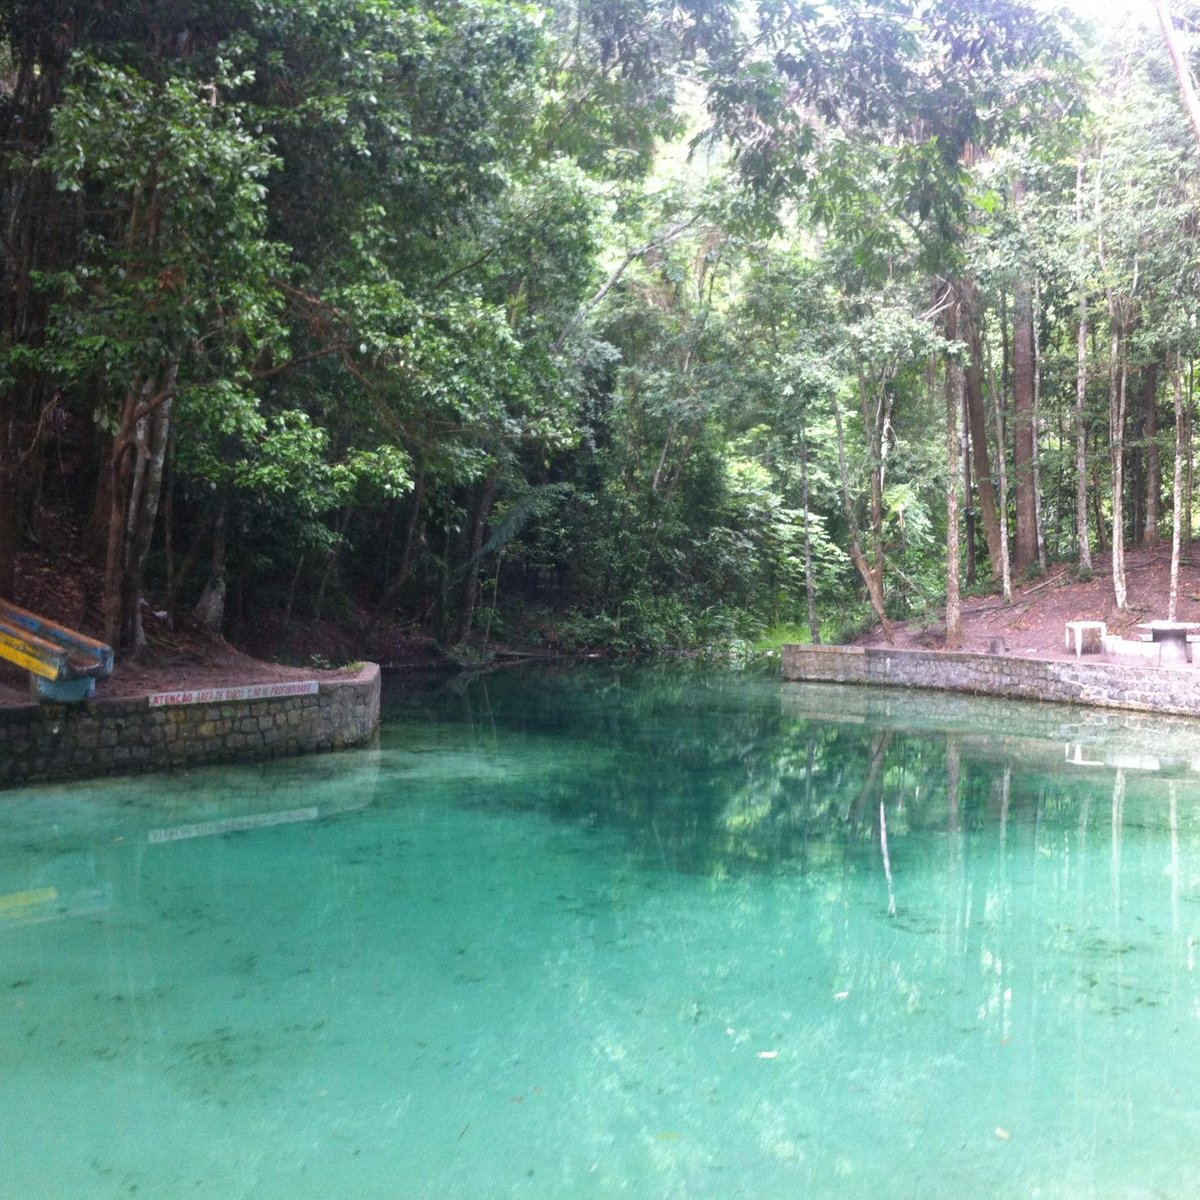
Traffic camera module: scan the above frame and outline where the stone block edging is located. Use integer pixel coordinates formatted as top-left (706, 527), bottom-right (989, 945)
top-left (781, 643), bottom-right (1200, 718)
top-left (0, 663), bottom-right (381, 790)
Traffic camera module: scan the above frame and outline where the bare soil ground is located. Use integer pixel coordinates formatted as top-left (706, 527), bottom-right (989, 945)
top-left (857, 543), bottom-right (1200, 658)
top-left (0, 625), bottom-right (364, 709)
top-left (0, 517), bottom-right (437, 707)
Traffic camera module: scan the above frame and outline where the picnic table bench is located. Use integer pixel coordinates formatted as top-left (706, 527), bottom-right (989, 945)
top-left (0, 599), bottom-right (114, 701)
top-left (1135, 620), bottom-right (1200, 668)
top-left (1064, 620), bottom-right (1106, 656)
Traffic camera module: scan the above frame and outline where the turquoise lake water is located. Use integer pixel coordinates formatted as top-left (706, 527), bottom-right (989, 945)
top-left (3, 664), bottom-right (1200, 1198)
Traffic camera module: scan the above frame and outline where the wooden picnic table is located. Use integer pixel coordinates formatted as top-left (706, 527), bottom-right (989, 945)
top-left (1135, 620), bottom-right (1200, 667)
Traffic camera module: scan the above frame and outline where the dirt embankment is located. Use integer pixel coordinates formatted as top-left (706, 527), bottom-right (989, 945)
top-left (0, 535), bottom-right (440, 708)
top-left (857, 544), bottom-right (1200, 659)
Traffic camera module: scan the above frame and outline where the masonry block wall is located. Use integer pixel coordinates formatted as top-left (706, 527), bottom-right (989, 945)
top-left (781, 644), bottom-right (1200, 717)
top-left (0, 664), bottom-right (380, 790)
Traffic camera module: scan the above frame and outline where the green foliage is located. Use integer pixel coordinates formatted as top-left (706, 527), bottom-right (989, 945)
top-left (704, 0), bottom-right (1082, 266)
top-left (1, 0), bottom-right (1170, 657)
top-left (36, 55), bottom-right (283, 405)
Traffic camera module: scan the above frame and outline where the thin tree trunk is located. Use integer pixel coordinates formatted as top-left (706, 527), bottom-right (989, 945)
top-left (1142, 364), bottom-right (1161, 546)
top-left (119, 397), bottom-right (174, 651)
top-left (313, 507), bottom-right (350, 621)
top-left (1187, 359), bottom-right (1195, 551)
top-left (962, 372), bottom-right (976, 588)
top-left (831, 391), bottom-right (892, 642)
top-left (1055, 405), bottom-right (1067, 556)
top-left (1154, 0), bottom-right (1200, 146)
top-left (162, 425), bottom-right (176, 627)
top-left (1109, 324), bottom-right (1129, 610)
top-left (361, 465), bottom-right (427, 640)
top-left (87, 430), bottom-right (114, 564)
top-left (116, 372), bottom-right (176, 651)
top-left (283, 554), bottom-right (305, 633)
top-left (0, 404), bottom-right (19, 598)
top-left (858, 373), bottom-right (888, 607)
top-left (959, 280), bottom-right (1003, 577)
top-left (945, 353), bottom-right (963, 648)
top-left (194, 500), bottom-right (228, 632)
top-left (1092, 447), bottom-right (1109, 555)
top-left (986, 320), bottom-right (1013, 603)
top-left (102, 392), bottom-right (139, 646)
top-left (1170, 355), bottom-right (1185, 620)
top-left (102, 367), bottom-right (177, 649)
top-left (167, 508), bottom-right (211, 618)
top-left (1012, 271), bottom-right (1039, 572)
top-left (1075, 185), bottom-right (1093, 571)
top-left (799, 411), bottom-right (821, 645)
top-left (1032, 283), bottom-right (1047, 569)
top-left (449, 474), bottom-right (497, 645)
top-left (943, 301), bottom-right (963, 648)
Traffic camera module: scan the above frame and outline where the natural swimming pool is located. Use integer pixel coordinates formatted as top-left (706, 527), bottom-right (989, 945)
top-left (2, 663), bottom-right (1200, 1199)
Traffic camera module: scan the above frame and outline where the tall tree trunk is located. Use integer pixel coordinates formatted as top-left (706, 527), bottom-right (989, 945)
top-left (831, 391), bottom-right (892, 642)
top-left (118, 388), bottom-right (175, 651)
top-left (102, 393), bottom-right (138, 647)
top-left (313, 507), bottom-right (351, 621)
top-left (283, 554), bottom-right (305, 634)
top-left (103, 369), bottom-right (177, 649)
top-left (1091, 447), bottom-right (1109, 555)
top-left (1109, 324), bottom-right (1129, 610)
top-left (945, 336), bottom-right (964, 650)
top-left (194, 500), bottom-right (228, 632)
top-left (959, 280), bottom-right (1003, 577)
top-left (1032, 286), bottom-right (1047, 570)
top-left (1154, 0), bottom-right (1200, 146)
top-left (1170, 355), bottom-right (1185, 620)
top-left (961, 368), bottom-right (976, 588)
top-left (361, 465), bottom-right (427, 640)
top-left (1012, 273), bottom-right (1039, 572)
top-left (1142, 364), bottom-right (1161, 546)
top-left (987, 325), bottom-right (1014, 604)
top-left (799, 411), bottom-right (821, 645)
top-left (0, 406), bottom-right (19, 599)
top-left (449, 474), bottom-right (498, 645)
top-left (1187, 359), bottom-right (1195, 551)
top-left (1075, 205), bottom-right (1093, 571)
top-left (168, 505), bottom-right (212, 619)
top-left (858, 374), bottom-right (889, 609)
top-left (162, 425), bottom-right (177, 627)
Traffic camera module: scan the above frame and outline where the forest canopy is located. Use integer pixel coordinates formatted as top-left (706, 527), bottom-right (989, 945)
top-left (1, 0), bottom-right (1196, 656)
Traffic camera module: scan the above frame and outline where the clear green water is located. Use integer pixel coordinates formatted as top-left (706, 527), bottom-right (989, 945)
top-left (3, 665), bottom-right (1200, 1199)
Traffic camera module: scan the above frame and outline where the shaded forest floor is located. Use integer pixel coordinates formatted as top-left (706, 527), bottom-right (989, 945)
top-left (2, 503), bottom-right (1199, 708)
top-left (0, 506), bottom-right (443, 708)
top-left (857, 542), bottom-right (1200, 659)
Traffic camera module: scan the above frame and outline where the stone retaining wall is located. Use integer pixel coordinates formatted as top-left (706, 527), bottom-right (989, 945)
top-left (0, 664), bottom-right (380, 790)
top-left (781, 643), bottom-right (1200, 718)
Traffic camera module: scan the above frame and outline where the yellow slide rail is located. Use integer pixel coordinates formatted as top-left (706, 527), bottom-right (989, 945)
top-left (0, 599), bottom-right (114, 701)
